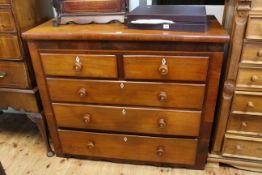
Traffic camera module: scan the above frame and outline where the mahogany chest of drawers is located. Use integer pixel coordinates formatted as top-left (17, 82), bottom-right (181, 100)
top-left (23, 16), bottom-right (229, 169)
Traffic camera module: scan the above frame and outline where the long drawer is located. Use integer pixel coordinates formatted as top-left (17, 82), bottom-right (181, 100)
top-left (123, 55), bottom-right (209, 81)
top-left (232, 91), bottom-right (262, 114)
top-left (53, 103), bottom-right (201, 136)
top-left (59, 130), bottom-right (198, 165)
top-left (0, 8), bottom-right (16, 33)
top-left (47, 79), bottom-right (205, 109)
top-left (41, 53), bottom-right (118, 78)
top-left (236, 67), bottom-right (262, 91)
top-left (223, 134), bottom-right (262, 161)
top-left (0, 34), bottom-right (21, 60)
top-left (0, 0), bottom-right (9, 4)
top-left (0, 61), bottom-right (30, 88)
top-left (227, 113), bottom-right (262, 136)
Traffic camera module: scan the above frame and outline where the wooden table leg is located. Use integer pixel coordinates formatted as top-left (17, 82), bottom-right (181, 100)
top-left (0, 162), bottom-right (6, 175)
top-left (27, 112), bottom-right (55, 157)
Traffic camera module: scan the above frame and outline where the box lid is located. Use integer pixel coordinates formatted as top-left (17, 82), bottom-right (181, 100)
top-left (127, 5), bottom-right (208, 23)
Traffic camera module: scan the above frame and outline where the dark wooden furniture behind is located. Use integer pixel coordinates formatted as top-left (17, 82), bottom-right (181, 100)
top-left (23, 16), bottom-right (229, 169)
top-left (51, 0), bottom-right (128, 26)
top-left (0, 0), bottom-right (54, 156)
top-left (209, 0), bottom-right (262, 172)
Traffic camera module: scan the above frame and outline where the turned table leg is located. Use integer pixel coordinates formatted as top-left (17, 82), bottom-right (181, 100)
top-left (26, 112), bottom-right (55, 157)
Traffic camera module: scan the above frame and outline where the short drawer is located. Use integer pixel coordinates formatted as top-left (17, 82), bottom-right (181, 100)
top-left (0, 34), bottom-right (21, 60)
top-left (123, 55), bottom-right (209, 81)
top-left (0, 9), bottom-right (16, 32)
top-left (0, 61), bottom-right (30, 88)
top-left (223, 134), bottom-right (262, 160)
top-left (236, 67), bottom-right (262, 91)
top-left (227, 113), bottom-right (262, 136)
top-left (246, 16), bottom-right (262, 40)
top-left (232, 91), bottom-right (262, 114)
top-left (53, 103), bottom-right (201, 136)
top-left (47, 79), bottom-right (205, 109)
top-left (59, 130), bottom-right (198, 165)
top-left (241, 42), bottom-right (262, 64)
top-left (40, 53), bottom-right (118, 78)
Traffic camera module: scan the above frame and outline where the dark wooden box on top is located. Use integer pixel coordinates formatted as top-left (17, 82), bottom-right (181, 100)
top-left (52, 0), bottom-right (128, 26)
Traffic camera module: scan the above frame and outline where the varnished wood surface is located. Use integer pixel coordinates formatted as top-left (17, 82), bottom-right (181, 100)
top-left (123, 55), bottom-right (209, 81)
top-left (41, 53), bottom-right (118, 78)
top-left (47, 79), bottom-right (205, 109)
top-left (22, 17), bottom-right (229, 43)
top-left (241, 42), bottom-right (262, 64)
top-left (0, 0), bottom-right (9, 4)
top-left (0, 113), bottom-right (258, 175)
top-left (0, 61), bottom-right (30, 88)
top-left (53, 103), bottom-right (201, 136)
top-left (59, 130), bottom-right (198, 165)
top-left (236, 67), bottom-right (262, 91)
top-left (0, 34), bottom-right (21, 60)
top-left (227, 113), bottom-right (262, 136)
top-left (246, 16), bottom-right (262, 40)
top-left (0, 8), bottom-right (16, 33)
top-left (222, 134), bottom-right (262, 161)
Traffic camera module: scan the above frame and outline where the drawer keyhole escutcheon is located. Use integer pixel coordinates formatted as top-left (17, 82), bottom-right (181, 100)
top-left (0, 72), bottom-right (7, 78)
top-left (74, 56), bottom-right (83, 72)
top-left (247, 101), bottom-right (255, 109)
top-left (159, 58), bottom-right (169, 76)
top-left (83, 114), bottom-right (91, 124)
top-left (120, 83), bottom-right (125, 89)
top-left (156, 146), bottom-right (165, 157)
top-left (158, 118), bottom-right (167, 129)
top-left (159, 91), bottom-right (168, 102)
top-left (123, 137), bottom-right (128, 142)
top-left (122, 109), bottom-right (126, 115)
top-left (251, 75), bottom-right (259, 82)
top-left (78, 88), bottom-right (87, 98)
top-left (87, 141), bottom-right (95, 150)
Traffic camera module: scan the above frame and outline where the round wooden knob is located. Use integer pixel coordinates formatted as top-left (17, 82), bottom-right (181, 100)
top-left (257, 50), bottom-right (262, 57)
top-left (158, 91), bottom-right (167, 102)
top-left (73, 62), bottom-right (83, 72)
top-left (236, 145), bottom-right (241, 150)
top-left (159, 64), bottom-right (168, 76)
top-left (83, 114), bottom-right (91, 124)
top-left (156, 146), bottom-right (165, 157)
top-left (87, 141), bottom-right (95, 150)
top-left (247, 101), bottom-right (255, 108)
top-left (158, 118), bottom-right (167, 129)
top-left (251, 75), bottom-right (259, 82)
top-left (78, 88), bottom-right (87, 98)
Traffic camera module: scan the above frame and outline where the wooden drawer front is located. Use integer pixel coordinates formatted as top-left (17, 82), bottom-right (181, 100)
top-left (227, 113), bottom-right (262, 135)
top-left (232, 92), bottom-right (262, 114)
top-left (223, 135), bottom-right (262, 160)
top-left (246, 16), bottom-right (262, 40)
top-left (53, 103), bottom-right (201, 136)
top-left (241, 42), bottom-right (262, 64)
top-left (0, 34), bottom-right (21, 60)
top-left (59, 130), bottom-right (198, 165)
top-left (0, 9), bottom-right (16, 32)
top-left (0, 61), bottom-right (30, 88)
top-left (0, 0), bottom-right (9, 4)
top-left (123, 55), bottom-right (209, 81)
top-left (47, 79), bottom-right (205, 109)
top-left (251, 0), bottom-right (262, 11)
top-left (41, 53), bottom-right (118, 78)
top-left (63, 0), bottom-right (123, 13)
top-left (236, 67), bottom-right (262, 90)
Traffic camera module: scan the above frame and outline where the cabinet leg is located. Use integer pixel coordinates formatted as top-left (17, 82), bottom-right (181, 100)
top-left (26, 112), bottom-right (55, 157)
